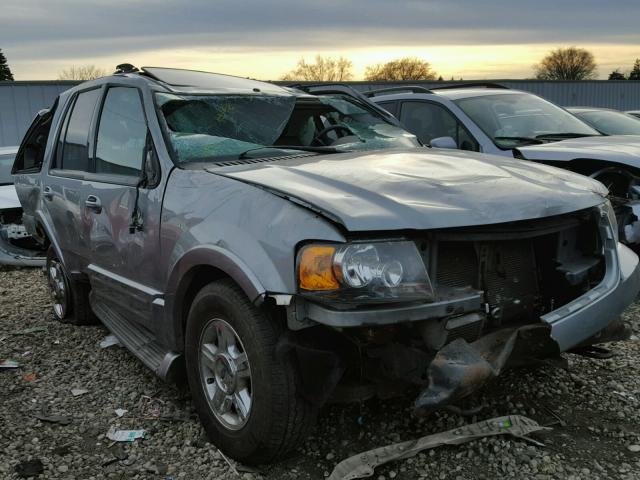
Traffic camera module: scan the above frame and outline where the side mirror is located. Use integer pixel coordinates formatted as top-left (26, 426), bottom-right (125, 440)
top-left (430, 136), bottom-right (458, 149)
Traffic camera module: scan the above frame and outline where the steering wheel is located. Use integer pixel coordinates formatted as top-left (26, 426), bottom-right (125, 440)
top-left (312, 124), bottom-right (355, 146)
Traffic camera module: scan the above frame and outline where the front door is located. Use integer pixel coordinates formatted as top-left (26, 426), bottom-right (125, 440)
top-left (83, 86), bottom-right (162, 331)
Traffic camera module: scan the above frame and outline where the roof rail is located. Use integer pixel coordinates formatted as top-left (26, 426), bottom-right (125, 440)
top-left (362, 86), bottom-right (433, 97)
top-left (430, 82), bottom-right (509, 91)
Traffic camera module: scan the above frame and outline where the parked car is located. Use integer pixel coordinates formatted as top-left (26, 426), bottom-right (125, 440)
top-left (0, 146), bottom-right (45, 266)
top-left (626, 110), bottom-right (640, 119)
top-left (567, 107), bottom-right (640, 136)
top-left (13, 67), bottom-right (640, 464)
top-left (368, 84), bottom-right (640, 245)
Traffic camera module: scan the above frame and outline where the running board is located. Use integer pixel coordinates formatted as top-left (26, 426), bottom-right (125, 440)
top-left (91, 295), bottom-right (182, 381)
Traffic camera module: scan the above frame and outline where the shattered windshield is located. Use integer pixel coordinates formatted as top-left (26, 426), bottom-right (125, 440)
top-left (455, 93), bottom-right (600, 149)
top-left (156, 92), bottom-right (418, 164)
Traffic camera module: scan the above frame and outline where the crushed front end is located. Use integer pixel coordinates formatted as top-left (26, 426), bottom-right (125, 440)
top-left (285, 202), bottom-right (640, 412)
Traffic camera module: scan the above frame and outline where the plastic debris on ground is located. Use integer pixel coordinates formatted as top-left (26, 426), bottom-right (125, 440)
top-left (114, 408), bottom-right (128, 417)
top-left (99, 334), bottom-right (121, 349)
top-left (14, 459), bottom-right (44, 478)
top-left (1, 359), bottom-right (20, 369)
top-left (106, 427), bottom-right (146, 442)
top-left (13, 325), bottom-right (48, 336)
top-left (328, 415), bottom-right (551, 480)
top-left (71, 388), bottom-right (89, 397)
top-left (138, 395), bottom-right (164, 418)
top-left (23, 373), bottom-right (37, 382)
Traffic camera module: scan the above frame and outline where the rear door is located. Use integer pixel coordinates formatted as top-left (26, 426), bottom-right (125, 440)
top-left (45, 88), bottom-right (102, 272)
top-left (83, 85), bottom-right (162, 331)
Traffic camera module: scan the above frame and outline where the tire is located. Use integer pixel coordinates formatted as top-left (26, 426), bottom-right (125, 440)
top-left (185, 279), bottom-right (316, 464)
top-left (45, 246), bottom-right (97, 325)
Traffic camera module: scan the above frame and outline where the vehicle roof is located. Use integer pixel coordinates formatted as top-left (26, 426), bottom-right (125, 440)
top-left (431, 88), bottom-right (524, 100)
top-left (0, 146), bottom-right (18, 156)
top-left (567, 107), bottom-right (619, 113)
top-left (372, 87), bottom-right (525, 102)
top-left (65, 66), bottom-right (297, 97)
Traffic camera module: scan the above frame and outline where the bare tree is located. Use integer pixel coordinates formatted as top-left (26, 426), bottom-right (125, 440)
top-left (281, 55), bottom-right (353, 81)
top-left (534, 47), bottom-right (597, 80)
top-left (364, 57), bottom-right (437, 81)
top-left (58, 65), bottom-right (107, 81)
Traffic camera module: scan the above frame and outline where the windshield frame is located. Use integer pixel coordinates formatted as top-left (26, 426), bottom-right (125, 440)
top-left (153, 91), bottom-right (418, 167)
top-left (453, 92), bottom-right (600, 150)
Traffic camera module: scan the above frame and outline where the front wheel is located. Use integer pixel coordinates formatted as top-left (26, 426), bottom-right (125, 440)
top-left (185, 279), bottom-right (316, 464)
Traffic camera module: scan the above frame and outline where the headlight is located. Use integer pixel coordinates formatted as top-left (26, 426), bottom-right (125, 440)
top-left (298, 241), bottom-right (434, 303)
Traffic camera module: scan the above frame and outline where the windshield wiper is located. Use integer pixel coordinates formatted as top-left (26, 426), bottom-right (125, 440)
top-left (534, 133), bottom-right (597, 140)
top-left (238, 145), bottom-right (341, 159)
top-left (494, 136), bottom-right (544, 145)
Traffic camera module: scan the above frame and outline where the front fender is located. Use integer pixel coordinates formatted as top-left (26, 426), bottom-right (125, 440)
top-left (166, 244), bottom-right (265, 306)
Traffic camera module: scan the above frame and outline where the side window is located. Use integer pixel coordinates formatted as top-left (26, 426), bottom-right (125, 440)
top-left (399, 101), bottom-right (479, 151)
top-left (58, 89), bottom-right (101, 171)
top-left (95, 87), bottom-right (147, 176)
top-left (378, 101), bottom-right (399, 117)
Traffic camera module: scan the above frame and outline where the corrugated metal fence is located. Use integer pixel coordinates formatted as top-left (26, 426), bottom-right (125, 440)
top-left (0, 81), bottom-right (76, 148)
top-left (1, 79), bottom-right (640, 147)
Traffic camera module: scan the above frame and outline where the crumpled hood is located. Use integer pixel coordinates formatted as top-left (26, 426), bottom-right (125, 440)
top-left (518, 135), bottom-right (640, 167)
top-left (208, 148), bottom-right (607, 231)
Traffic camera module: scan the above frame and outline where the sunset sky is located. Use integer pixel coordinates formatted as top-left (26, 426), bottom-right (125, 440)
top-left (2, 0), bottom-right (639, 81)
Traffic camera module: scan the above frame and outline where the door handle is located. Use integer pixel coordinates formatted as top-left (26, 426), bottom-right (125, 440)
top-left (43, 186), bottom-right (53, 200)
top-left (85, 195), bottom-right (102, 213)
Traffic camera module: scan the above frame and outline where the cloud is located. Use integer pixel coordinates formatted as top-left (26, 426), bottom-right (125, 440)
top-left (2, 0), bottom-right (638, 79)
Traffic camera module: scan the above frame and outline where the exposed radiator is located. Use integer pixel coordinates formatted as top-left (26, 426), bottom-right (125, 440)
top-left (436, 240), bottom-right (539, 325)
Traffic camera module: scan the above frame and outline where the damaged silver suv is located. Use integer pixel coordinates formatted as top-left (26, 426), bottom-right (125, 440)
top-left (12, 66), bottom-right (640, 464)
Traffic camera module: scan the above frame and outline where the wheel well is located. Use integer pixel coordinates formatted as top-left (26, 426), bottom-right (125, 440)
top-left (176, 265), bottom-right (230, 337)
top-left (566, 159), bottom-right (640, 197)
top-left (174, 265), bottom-right (285, 349)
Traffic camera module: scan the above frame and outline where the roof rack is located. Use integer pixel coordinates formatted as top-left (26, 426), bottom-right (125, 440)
top-left (362, 86), bottom-right (433, 97)
top-left (430, 82), bottom-right (509, 91)
top-left (114, 63), bottom-right (139, 74)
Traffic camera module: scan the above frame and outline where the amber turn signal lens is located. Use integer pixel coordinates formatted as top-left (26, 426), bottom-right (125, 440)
top-left (299, 245), bottom-right (339, 291)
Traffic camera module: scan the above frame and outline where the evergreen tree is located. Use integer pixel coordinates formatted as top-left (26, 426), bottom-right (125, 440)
top-left (608, 69), bottom-right (626, 80)
top-left (0, 49), bottom-right (14, 81)
top-left (629, 59), bottom-right (640, 80)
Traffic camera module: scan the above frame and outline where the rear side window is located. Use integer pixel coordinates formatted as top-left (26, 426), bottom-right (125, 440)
top-left (57, 89), bottom-right (101, 171)
top-left (377, 101), bottom-right (399, 116)
top-left (95, 87), bottom-right (147, 176)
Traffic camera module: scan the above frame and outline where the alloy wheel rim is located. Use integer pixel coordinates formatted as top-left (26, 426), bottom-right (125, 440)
top-left (199, 318), bottom-right (252, 430)
top-left (47, 260), bottom-right (68, 319)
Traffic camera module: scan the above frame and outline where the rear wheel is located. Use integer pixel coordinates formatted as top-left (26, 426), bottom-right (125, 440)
top-left (46, 246), bottom-right (97, 325)
top-left (185, 279), bottom-right (316, 464)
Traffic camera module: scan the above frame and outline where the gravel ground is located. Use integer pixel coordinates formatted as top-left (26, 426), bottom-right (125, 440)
top-left (1, 267), bottom-right (640, 480)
